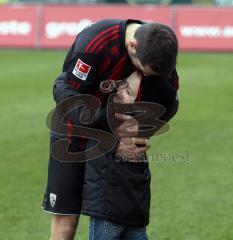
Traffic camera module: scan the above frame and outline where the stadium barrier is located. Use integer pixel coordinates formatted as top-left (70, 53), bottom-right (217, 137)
top-left (0, 4), bottom-right (233, 51)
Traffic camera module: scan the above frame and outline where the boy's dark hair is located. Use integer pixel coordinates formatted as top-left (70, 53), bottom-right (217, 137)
top-left (134, 22), bottom-right (178, 75)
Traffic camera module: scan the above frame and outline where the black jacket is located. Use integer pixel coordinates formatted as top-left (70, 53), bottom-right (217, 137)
top-left (81, 73), bottom-right (179, 227)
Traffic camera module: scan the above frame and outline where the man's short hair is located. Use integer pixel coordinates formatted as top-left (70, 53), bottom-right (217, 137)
top-left (134, 22), bottom-right (178, 75)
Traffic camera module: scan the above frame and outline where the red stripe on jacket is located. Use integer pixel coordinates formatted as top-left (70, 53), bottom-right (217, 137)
top-left (136, 78), bottom-right (142, 102)
top-left (94, 34), bottom-right (119, 54)
top-left (67, 118), bottom-right (73, 144)
top-left (85, 25), bottom-right (119, 53)
top-left (89, 29), bottom-right (119, 53)
top-left (108, 54), bottom-right (128, 80)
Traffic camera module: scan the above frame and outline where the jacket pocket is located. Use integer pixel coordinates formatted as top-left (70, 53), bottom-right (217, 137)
top-left (105, 159), bottom-right (151, 223)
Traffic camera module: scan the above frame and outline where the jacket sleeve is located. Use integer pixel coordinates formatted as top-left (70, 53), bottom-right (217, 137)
top-left (159, 69), bottom-right (179, 122)
top-left (53, 51), bottom-right (110, 131)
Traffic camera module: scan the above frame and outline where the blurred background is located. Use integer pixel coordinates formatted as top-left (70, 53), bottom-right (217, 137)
top-left (0, 0), bottom-right (232, 239)
top-left (1, 0), bottom-right (233, 6)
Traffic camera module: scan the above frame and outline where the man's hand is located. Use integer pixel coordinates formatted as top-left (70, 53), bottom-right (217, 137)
top-left (115, 137), bottom-right (150, 162)
top-left (114, 113), bottom-right (138, 138)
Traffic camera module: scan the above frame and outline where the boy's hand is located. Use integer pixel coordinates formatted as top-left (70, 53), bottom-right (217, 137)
top-left (115, 137), bottom-right (150, 162)
top-left (114, 113), bottom-right (138, 138)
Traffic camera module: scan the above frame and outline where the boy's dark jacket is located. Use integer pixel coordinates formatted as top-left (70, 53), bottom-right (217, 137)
top-left (81, 74), bottom-right (179, 227)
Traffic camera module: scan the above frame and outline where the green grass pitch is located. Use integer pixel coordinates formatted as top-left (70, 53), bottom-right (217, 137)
top-left (0, 50), bottom-right (232, 240)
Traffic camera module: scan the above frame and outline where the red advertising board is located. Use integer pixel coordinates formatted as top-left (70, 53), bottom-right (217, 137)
top-left (0, 5), bottom-right (232, 51)
top-left (39, 5), bottom-right (171, 48)
top-left (175, 7), bottom-right (233, 51)
top-left (0, 5), bottom-right (39, 48)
